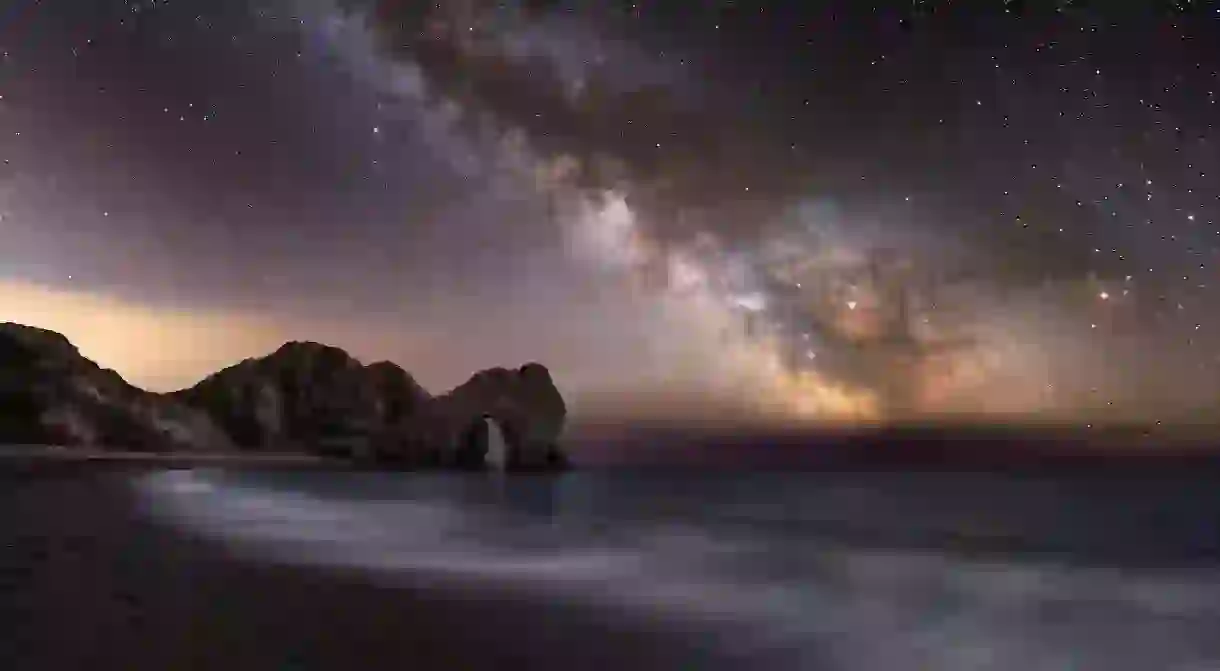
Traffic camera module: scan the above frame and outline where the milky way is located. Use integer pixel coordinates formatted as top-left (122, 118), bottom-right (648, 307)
top-left (4, 0), bottom-right (1220, 428)
top-left (292, 0), bottom-right (1217, 425)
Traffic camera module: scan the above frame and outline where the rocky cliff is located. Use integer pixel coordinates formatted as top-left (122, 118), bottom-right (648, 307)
top-left (378, 363), bottom-right (569, 470)
top-left (169, 341), bottom-right (433, 457)
top-left (0, 323), bottom-right (232, 451)
top-left (0, 323), bottom-right (571, 469)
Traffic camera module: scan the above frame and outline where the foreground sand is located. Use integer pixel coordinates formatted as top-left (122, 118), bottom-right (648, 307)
top-left (0, 462), bottom-right (736, 671)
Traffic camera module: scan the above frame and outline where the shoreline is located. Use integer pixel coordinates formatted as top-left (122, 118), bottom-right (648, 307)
top-left (0, 462), bottom-right (741, 670)
top-left (10, 424), bottom-right (1220, 475)
top-left (7, 455), bottom-right (1220, 668)
top-left (8, 405), bottom-right (1220, 480)
top-left (0, 445), bottom-right (337, 462)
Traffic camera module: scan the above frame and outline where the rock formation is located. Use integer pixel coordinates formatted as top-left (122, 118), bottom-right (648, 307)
top-left (0, 322), bottom-right (232, 451)
top-left (170, 341), bottom-right (432, 457)
top-left (0, 322), bottom-right (571, 470)
top-left (382, 363), bottom-right (569, 471)
top-left (451, 414), bottom-right (509, 470)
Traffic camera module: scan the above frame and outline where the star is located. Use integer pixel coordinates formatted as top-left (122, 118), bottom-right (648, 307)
top-left (5, 0), bottom-right (1220, 433)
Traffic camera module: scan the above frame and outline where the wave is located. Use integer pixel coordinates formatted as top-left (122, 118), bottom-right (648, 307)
top-left (133, 469), bottom-right (1220, 670)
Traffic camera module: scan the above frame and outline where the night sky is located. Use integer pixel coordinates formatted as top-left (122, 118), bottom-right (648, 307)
top-left (4, 0), bottom-right (1220, 429)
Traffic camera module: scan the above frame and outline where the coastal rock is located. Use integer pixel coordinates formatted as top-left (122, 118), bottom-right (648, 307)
top-left (171, 341), bottom-right (431, 456)
top-left (0, 322), bottom-right (231, 451)
top-left (381, 362), bottom-right (569, 471)
top-left (1, 322), bottom-right (569, 469)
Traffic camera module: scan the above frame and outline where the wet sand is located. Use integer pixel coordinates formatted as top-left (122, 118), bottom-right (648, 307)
top-left (0, 461), bottom-right (737, 671)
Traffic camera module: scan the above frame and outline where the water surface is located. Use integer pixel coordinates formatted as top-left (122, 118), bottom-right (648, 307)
top-left (136, 467), bottom-right (1220, 670)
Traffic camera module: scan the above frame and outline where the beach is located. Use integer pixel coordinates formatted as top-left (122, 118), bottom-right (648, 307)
top-left (0, 461), bottom-right (736, 671)
top-left (8, 449), bottom-right (1220, 670)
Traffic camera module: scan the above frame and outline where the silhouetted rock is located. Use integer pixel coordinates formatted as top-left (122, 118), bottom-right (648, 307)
top-left (382, 362), bottom-right (569, 471)
top-left (0, 323), bottom-right (231, 451)
top-left (171, 341), bottom-right (432, 457)
top-left (0, 322), bottom-right (569, 470)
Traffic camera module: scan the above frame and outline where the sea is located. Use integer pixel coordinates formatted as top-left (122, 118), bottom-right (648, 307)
top-left (134, 465), bottom-right (1220, 670)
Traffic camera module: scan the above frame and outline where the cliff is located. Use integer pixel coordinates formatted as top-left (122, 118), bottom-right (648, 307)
top-left (376, 363), bottom-right (569, 470)
top-left (168, 341), bottom-right (432, 456)
top-left (0, 323), bottom-right (232, 452)
top-left (0, 323), bottom-right (570, 470)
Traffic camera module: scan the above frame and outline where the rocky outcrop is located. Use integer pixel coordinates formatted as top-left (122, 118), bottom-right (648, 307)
top-left (175, 350), bottom-right (569, 469)
top-left (0, 323), bottom-right (571, 470)
top-left (0, 322), bottom-right (232, 451)
top-left (169, 342), bottom-right (431, 456)
top-left (379, 363), bottom-right (569, 471)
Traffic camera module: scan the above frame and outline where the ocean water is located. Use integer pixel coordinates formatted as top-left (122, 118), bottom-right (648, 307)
top-left (134, 467), bottom-right (1220, 670)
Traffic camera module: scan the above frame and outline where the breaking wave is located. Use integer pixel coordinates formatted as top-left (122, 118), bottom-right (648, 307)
top-left (134, 468), bottom-right (1220, 670)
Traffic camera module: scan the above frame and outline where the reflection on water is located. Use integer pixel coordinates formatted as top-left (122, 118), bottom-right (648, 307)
top-left (135, 468), bottom-right (1220, 670)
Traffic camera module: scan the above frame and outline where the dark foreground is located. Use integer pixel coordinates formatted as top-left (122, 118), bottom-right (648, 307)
top-left (0, 463), bottom-right (734, 671)
top-left (9, 441), bottom-right (1220, 670)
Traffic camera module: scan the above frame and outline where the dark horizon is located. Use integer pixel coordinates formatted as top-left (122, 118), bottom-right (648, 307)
top-left (12, 317), bottom-right (1220, 443)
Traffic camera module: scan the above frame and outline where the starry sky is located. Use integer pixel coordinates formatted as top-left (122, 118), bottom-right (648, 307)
top-left (4, 0), bottom-right (1220, 429)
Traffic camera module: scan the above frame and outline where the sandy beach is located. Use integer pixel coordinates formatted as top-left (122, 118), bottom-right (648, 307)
top-left (0, 460), bottom-right (737, 671)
